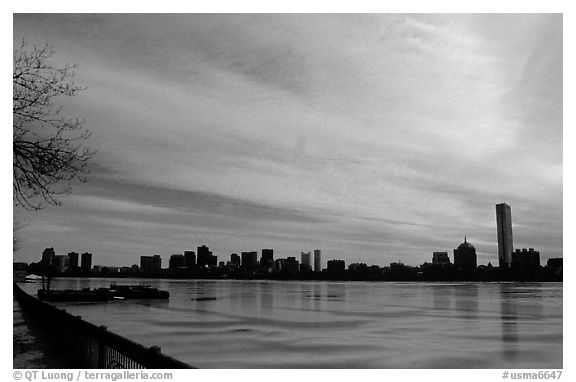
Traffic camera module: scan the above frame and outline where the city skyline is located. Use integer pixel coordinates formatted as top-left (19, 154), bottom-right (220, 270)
top-left (22, 209), bottom-right (547, 271)
top-left (13, 14), bottom-right (562, 267)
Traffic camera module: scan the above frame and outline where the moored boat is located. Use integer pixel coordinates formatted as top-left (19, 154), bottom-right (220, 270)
top-left (24, 274), bottom-right (43, 283)
top-left (108, 284), bottom-right (170, 299)
top-left (37, 284), bottom-right (169, 302)
top-left (38, 288), bottom-right (110, 302)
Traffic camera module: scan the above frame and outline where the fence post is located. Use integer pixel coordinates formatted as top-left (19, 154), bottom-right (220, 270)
top-left (97, 326), bottom-right (108, 368)
top-left (147, 346), bottom-right (162, 368)
top-left (14, 283), bottom-right (193, 369)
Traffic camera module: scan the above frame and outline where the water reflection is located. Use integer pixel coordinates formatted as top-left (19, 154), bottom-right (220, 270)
top-left (298, 282), bottom-right (312, 311)
top-left (312, 283), bottom-right (322, 310)
top-left (16, 279), bottom-right (562, 368)
top-left (260, 282), bottom-right (274, 312)
top-left (500, 283), bottom-right (519, 362)
top-left (430, 284), bottom-right (452, 312)
top-left (326, 282), bottom-right (347, 303)
top-left (499, 283), bottom-right (548, 362)
top-left (454, 284), bottom-right (478, 319)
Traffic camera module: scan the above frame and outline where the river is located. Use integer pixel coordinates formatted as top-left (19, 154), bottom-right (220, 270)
top-left (16, 278), bottom-right (562, 368)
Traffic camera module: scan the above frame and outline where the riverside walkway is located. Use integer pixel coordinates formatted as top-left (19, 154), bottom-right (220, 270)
top-left (13, 283), bottom-right (192, 369)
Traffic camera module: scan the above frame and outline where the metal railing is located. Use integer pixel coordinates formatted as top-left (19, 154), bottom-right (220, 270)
top-left (13, 283), bottom-right (193, 369)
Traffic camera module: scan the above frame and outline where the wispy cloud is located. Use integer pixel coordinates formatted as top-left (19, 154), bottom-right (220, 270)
top-left (13, 14), bottom-right (562, 267)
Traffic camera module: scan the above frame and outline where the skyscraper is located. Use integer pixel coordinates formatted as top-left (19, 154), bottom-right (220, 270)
top-left (261, 249), bottom-right (274, 268)
top-left (432, 251), bottom-right (450, 266)
top-left (80, 252), bottom-right (92, 272)
top-left (313, 249), bottom-right (321, 272)
top-left (169, 254), bottom-right (185, 270)
top-left (301, 251), bottom-right (311, 271)
top-left (241, 251), bottom-right (258, 270)
top-left (184, 250), bottom-right (196, 267)
top-left (496, 203), bottom-right (514, 268)
top-left (230, 253), bottom-right (240, 266)
top-left (197, 245), bottom-right (216, 268)
top-left (67, 252), bottom-right (79, 270)
top-left (140, 255), bottom-right (161, 273)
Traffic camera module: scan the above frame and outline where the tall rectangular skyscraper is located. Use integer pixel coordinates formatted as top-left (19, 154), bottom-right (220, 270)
top-left (300, 252), bottom-right (311, 271)
top-left (313, 249), bottom-right (321, 272)
top-left (80, 252), bottom-right (92, 272)
top-left (496, 203), bottom-right (514, 268)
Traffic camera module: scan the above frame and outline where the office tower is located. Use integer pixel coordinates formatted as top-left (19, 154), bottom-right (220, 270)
top-left (241, 251), bottom-right (258, 270)
top-left (511, 248), bottom-right (540, 271)
top-left (67, 252), bottom-right (79, 270)
top-left (53, 255), bottom-right (70, 273)
top-left (80, 252), bottom-right (92, 271)
top-left (496, 203), bottom-right (514, 268)
top-left (300, 252), bottom-right (312, 271)
top-left (169, 254), bottom-right (185, 270)
top-left (184, 251), bottom-right (196, 267)
top-left (432, 251), bottom-right (451, 266)
top-left (547, 258), bottom-right (563, 272)
top-left (327, 259), bottom-right (345, 273)
top-left (230, 253), bottom-right (240, 266)
top-left (261, 249), bottom-right (274, 267)
top-left (453, 237), bottom-right (477, 270)
top-left (208, 254), bottom-right (217, 267)
top-left (42, 247), bottom-right (55, 265)
top-left (197, 245), bottom-right (213, 268)
top-left (140, 255), bottom-right (162, 273)
top-left (348, 262), bottom-right (368, 272)
top-left (314, 249), bottom-right (321, 272)
top-left (283, 257), bottom-right (299, 273)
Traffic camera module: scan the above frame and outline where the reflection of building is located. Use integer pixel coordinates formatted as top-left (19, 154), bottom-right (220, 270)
top-left (169, 254), bottom-right (185, 270)
top-left (81, 252), bottom-right (92, 271)
top-left (184, 251), bottom-right (196, 267)
top-left (314, 249), bottom-right (322, 272)
top-left (300, 252), bottom-right (312, 271)
top-left (511, 248), bottom-right (540, 271)
top-left (241, 251), bottom-right (258, 270)
top-left (453, 238), bottom-right (477, 270)
top-left (140, 255), bottom-right (162, 273)
top-left (432, 251), bottom-right (451, 266)
top-left (68, 252), bottom-right (79, 270)
top-left (499, 283), bottom-right (519, 361)
top-left (496, 203), bottom-right (514, 268)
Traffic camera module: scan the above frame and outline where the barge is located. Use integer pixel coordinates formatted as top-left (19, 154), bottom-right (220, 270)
top-left (38, 283), bottom-right (170, 302)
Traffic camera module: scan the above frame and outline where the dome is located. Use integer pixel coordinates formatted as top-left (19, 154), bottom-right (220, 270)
top-left (457, 237), bottom-right (475, 251)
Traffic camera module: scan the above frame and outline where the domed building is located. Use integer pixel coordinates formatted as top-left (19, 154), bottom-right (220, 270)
top-left (453, 237), bottom-right (477, 270)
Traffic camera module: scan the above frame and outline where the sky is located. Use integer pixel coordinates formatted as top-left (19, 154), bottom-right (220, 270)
top-left (12, 14), bottom-right (563, 268)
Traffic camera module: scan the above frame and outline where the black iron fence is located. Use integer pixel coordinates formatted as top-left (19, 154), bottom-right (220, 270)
top-left (13, 283), bottom-right (193, 369)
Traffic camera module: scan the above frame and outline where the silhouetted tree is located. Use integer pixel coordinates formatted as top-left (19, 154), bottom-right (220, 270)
top-left (13, 40), bottom-right (93, 210)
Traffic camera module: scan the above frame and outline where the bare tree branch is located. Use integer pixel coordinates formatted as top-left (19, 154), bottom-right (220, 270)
top-left (13, 39), bottom-right (94, 210)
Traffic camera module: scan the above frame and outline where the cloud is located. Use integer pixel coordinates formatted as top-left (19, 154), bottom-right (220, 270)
top-left (13, 14), bottom-right (562, 267)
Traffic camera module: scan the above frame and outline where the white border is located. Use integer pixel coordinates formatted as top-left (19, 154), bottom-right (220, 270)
top-left (3, 2), bottom-right (572, 380)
